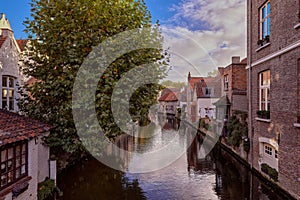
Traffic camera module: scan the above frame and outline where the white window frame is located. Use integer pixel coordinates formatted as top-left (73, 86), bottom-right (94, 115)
top-left (260, 1), bottom-right (271, 40)
top-left (203, 87), bottom-right (214, 97)
top-left (224, 75), bottom-right (229, 91)
top-left (2, 76), bottom-right (16, 111)
top-left (264, 145), bottom-right (272, 156)
top-left (259, 70), bottom-right (270, 111)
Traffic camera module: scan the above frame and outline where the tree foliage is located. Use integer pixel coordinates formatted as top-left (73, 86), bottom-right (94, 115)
top-left (19, 0), bottom-right (168, 153)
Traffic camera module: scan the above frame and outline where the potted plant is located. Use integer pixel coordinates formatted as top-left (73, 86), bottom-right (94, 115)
top-left (264, 35), bottom-right (270, 43)
top-left (297, 112), bottom-right (300, 123)
top-left (257, 110), bottom-right (270, 119)
top-left (257, 39), bottom-right (263, 47)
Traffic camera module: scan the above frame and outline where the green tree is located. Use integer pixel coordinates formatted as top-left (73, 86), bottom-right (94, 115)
top-left (207, 69), bottom-right (219, 77)
top-left (19, 0), bottom-right (168, 153)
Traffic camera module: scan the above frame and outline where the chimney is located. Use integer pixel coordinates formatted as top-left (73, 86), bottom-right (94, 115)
top-left (188, 72), bottom-right (191, 81)
top-left (231, 56), bottom-right (240, 64)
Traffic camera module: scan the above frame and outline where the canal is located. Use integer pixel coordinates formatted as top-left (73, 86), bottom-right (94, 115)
top-left (58, 118), bottom-right (287, 200)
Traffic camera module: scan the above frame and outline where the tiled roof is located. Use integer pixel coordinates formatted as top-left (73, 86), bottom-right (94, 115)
top-left (0, 36), bottom-right (6, 48)
top-left (159, 88), bottom-right (179, 102)
top-left (188, 77), bottom-right (203, 90)
top-left (194, 77), bottom-right (221, 98)
top-left (16, 39), bottom-right (28, 51)
top-left (0, 109), bottom-right (52, 146)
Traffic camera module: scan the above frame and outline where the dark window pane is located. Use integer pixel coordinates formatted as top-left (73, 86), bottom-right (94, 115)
top-left (9, 101), bottom-right (14, 110)
top-left (2, 77), bottom-right (7, 87)
top-left (1, 163), bottom-right (6, 173)
top-left (2, 101), bottom-right (7, 109)
top-left (8, 78), bottom-right (14, 88)
top-left (1, 175), bottom-right (7, 187)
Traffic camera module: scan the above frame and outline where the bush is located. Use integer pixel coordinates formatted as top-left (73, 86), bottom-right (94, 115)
top-left (38, 178), bottom-right (62, 200)
top-left (261, 163), bottom-right (278, 182)
top-left (226, 116), bottom-right (248, 147)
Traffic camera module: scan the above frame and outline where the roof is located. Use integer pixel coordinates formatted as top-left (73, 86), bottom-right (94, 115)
top-left (16, 39), bottom-right (28, 51)
top-left (0, 109), bottom-right (52, 146)
top-left (0, 36), bottom-right (6, 48)
top-left (240, 58), bottom-right (247, 64)
top-left (213, 96), bottom-right (231, 106)
top-left (159, 88), bottom-right (179, 102)
top-left (193, 77), bottom-right (221, 98)
top-left (0, 13), bottom-right (12, 31)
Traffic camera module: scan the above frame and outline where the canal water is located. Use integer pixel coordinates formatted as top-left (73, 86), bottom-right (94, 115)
top-left (58, 119), bottom-right (287, 200)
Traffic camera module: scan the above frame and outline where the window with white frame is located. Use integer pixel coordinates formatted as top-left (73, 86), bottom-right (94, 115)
top-left (264, 145), bottom-right (272, 156)
top-left (260, 1), bottom-right (271, 40)
top-left (259, 70), bottom-right (270, 111)
top-left (2, 76), bottom-right (15, 111)
top-left (203, 87), bottom-right (214, 97)
top-left (224, 75), bottom-right (228, 91)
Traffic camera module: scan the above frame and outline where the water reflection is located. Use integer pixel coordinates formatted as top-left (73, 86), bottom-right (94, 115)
top-left (58, 119), bottom-right (287, 200)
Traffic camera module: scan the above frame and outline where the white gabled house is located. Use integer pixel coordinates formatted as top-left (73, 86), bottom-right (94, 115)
top-left (0, 13), bottom-right (56, 200)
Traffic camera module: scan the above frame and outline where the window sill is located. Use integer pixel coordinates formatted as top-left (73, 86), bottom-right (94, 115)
top-left (256, 42), bottom-right (270, 52)
top-left (294, 23), bottom-right (300, 29)
top-left (0, 176), bottom-right (31, 197)
top-left (293, 123), bottom-right (300, 128)
top-left (255, 117), bottom-right (271, 123)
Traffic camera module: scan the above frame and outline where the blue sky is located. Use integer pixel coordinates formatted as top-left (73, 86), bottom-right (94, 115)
top-left (1, 0), bottom-right (246, 81)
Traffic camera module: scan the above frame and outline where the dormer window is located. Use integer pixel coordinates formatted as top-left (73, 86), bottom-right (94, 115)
top-left (203, 87), bottom-right (214, 97)
top-left (2, 76), bottom-right (15, 111)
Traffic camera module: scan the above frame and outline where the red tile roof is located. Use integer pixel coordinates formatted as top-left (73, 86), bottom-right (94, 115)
top-left (194, 77), bottom-right (221, 98)
top-left (0, 36), bottom-right (6, 48)
top-left (0, 109), bottom-right (52, 146)
top-left (159, 88), bottom-right (179, 102)
top-left (16, 39), bottom-right (28, 51)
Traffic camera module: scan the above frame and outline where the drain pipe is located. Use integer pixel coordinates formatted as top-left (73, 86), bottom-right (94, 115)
top-left (247, 0), bottom-right (254, 200)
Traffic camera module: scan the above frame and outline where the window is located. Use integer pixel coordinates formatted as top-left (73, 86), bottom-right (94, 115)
top-left (224, 75), bottom-right (228, 91)
top-left (275, 150), bottom-right (278, 159)
top-left (0, 141), bottom-right (28, 188)
top-left (259, 70), bottom-right (270, 111)
top-left (203, 87), bottom-right (214, 97)
top-left (260, 1), bottom-right (271, 39)
top-left (2, 76), bottom-right (15, 111)
top-left (264, 145), bottom-right (272, 156)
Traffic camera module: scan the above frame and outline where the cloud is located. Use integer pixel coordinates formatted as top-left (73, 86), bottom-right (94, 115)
top-left (160, 0), bottom-right (246, 82)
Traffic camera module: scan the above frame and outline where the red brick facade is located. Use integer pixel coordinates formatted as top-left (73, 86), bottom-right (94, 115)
top-left (247, 0), bottom-right (300, 198)
top-left (218, 57), bottom-right (248, 117)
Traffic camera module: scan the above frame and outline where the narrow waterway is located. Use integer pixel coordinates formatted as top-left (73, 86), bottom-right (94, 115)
top-left (58, 118), bottom-right (287, 200)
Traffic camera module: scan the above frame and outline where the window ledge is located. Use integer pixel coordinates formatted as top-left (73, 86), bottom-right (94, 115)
top-left (256, 42), bottom-right (270, 52)
top-left (0, 176), bottom-right (31, 197)
top-left (255, 117), bottom-right (271, 123)
top-left (294, 23), bottom-right (300, 29)
top-left (293, 123), bottom-right (300, 128)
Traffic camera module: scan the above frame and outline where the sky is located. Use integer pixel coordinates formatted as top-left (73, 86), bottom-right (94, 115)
top-left (1, 0), bottom-right (246, 82)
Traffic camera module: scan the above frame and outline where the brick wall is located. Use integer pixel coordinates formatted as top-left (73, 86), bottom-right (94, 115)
top-left (248, 1), bottom-right (300, 198)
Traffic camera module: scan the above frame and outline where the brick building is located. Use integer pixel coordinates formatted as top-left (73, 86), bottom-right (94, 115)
top-left (217, 56), bottom-right (248, 119)
top-left (247, 1), bottom-right (300, 198)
